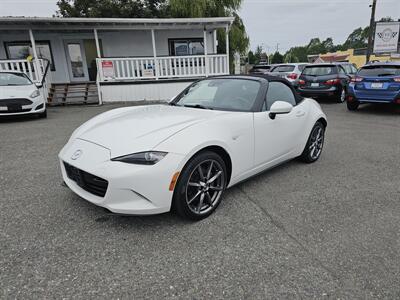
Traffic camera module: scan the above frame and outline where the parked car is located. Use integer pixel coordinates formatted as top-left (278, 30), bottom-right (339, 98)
top-left (59, 75), bottom-right (327, 220)
top-left (297, 63), bottom-right (357, 103)
top-left (0, 71), bottom-right (46, 118)
top-left (346, 62), bottom-right (400, 110)
top-left (269, 63), bottom-right (308, 84)
top-left (248, 64), bottom-right (273, 75)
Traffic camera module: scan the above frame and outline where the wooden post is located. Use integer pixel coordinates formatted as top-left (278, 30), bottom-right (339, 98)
top-left (29, 29), bottom-right (42, 81)
top-left (225, 25), bottom-right (230, 74)
top-left (151, 29), bottom-right (159, 80)
top-left (204, 29), bottom-right (208, 76)
top-left (213, 29), bottom-right (217, 54)
top-left (94, 29), bottom-right (101, 58)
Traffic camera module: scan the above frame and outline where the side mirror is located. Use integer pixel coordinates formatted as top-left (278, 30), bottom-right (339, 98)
top-left (35, 82), bottom-right (43, 88)
top-left (269, 101), bottom-right (293, 119)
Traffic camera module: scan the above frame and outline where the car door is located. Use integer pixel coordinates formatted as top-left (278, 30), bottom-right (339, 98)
top-left (253, 81), bottom-right (308, 168)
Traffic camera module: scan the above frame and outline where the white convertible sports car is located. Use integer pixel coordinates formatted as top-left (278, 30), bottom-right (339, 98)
top-left (59, 75), bottom-right (327, 220)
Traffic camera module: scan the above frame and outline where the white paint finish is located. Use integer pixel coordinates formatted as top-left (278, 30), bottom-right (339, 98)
top-left (93, 29), bottom-right (101, 58)
top-left (0, 75), bottom-right (46, 116)
top-left (100, 81), bottom-right (193, 102)
top-left (59, 91), bottom-right (326, 215)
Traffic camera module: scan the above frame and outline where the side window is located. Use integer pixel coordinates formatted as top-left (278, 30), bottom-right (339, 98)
top-left (338, 66), bottom-right (346, 75)
top-left (265, 82), bottom-right (296, 110)
top-left (298, 64), bottom-right (306, 72)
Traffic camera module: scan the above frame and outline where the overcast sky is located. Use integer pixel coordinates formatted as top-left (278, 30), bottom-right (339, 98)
top-left (0, 0), bottom-right (399, 53)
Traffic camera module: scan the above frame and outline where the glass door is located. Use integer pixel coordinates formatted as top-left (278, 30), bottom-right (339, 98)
top-left (64, 41), bottom-right (89, 82)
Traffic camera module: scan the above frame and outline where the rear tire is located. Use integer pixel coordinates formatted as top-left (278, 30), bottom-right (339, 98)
top-left (347, 101), bottom-right (359, 111)
top-left (299, 121), bottom-right (325, 163)
top-left (335, 86), bottom-right (346, 103)
top-left (172, 151), bottom-right (227, 221)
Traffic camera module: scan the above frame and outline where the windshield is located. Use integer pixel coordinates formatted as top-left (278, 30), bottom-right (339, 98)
top-left (302, 66), bottom-right (337, 76)
top-left (0, 72), bottom-right (32, 86)
top-left (271, 65), bottom-right (295, 72)
top-left (358, 65), bottom-right (400, 77)
top-left (174, 78), bottom-right (260, 111)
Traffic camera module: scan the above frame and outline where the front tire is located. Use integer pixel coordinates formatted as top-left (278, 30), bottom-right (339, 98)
top-left (299, 121), bottom-right (325, 163)
top-left (172, 151), bottom-right (227, 220)
top-left (38, 109), bottom-right (47, 118)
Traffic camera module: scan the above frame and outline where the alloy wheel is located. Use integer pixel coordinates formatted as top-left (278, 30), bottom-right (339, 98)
top-left (185, 159), bottom-right (225, 215)
top-left (340, 89), bottom-right (345, 102)
top-left (309, 126), bottom-right (324, 160)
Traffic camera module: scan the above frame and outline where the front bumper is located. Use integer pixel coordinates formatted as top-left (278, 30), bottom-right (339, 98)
top-left (59, 138), bottom-right (185, 215)
top-left (0, 96), bottom-right (45, 116)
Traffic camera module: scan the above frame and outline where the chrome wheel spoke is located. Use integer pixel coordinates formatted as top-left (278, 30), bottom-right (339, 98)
top-left (209, 186), bottom-right (223, 191)
top-left (206, 192), bottom-right (213, 206)
top-left (208, 170), bottom-right (222, 183)
top-left (198, 165), bottom-right (205, 181)
top-left (197, 193), bottom-right (205, 212)
top-left (188, 190), bottom-right (201, 205)
top-left (188, 182), bottom-right (202, 187)
top-left (206, 161), bottom-right (213, 180)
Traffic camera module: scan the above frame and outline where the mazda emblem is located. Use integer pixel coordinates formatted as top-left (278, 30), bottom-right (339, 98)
top-left (71, 149), bottom-right (83, 160)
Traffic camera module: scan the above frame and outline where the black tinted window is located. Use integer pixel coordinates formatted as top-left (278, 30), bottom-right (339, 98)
top-left (358, 65), bottom-right (400, 77)
top-left (265, 82), bottom-right (296, 110)
top-left (272, 65), bottom-right (295, 72)
top-left (303, 66), bottom-right (337, 76)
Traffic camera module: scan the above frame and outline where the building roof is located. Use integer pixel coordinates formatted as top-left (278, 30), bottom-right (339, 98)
top-left (0, 17), bottom-right (234, 31)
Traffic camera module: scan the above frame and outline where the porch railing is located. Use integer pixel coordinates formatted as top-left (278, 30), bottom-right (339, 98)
top-left (96, 54), bottom-right (228, 82)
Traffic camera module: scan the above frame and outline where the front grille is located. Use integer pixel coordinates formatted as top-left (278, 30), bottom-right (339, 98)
top-left (64, 162), bottom-right (108, 197)
top-left (0, 98), bottom-right (33, 106)
top-left (0, 108), bottom-right (31, 114)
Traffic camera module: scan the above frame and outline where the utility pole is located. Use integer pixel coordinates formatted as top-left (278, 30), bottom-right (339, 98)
top-left (366, 0), bottom-right (377, 62)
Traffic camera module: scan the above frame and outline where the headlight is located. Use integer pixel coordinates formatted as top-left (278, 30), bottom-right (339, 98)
top-left (30, 90), bottom-right (40, 98)
top-left (111, 151), bottom-right (167, 165)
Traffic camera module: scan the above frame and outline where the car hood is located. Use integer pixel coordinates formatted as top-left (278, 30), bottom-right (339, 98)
top-left (0, 84), bottom-right (36, 99)
top-left (75, 104), bottom-right (228, 157)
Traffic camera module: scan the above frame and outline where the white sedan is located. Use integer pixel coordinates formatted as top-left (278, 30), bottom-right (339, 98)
top-left (0, 71), bottom-right (46, 118)
top-left (59, 76), bottom-right (327, 220)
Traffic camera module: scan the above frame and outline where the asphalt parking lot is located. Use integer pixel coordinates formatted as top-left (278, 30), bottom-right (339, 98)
top-left (1, 101), bottom-right (399, 299)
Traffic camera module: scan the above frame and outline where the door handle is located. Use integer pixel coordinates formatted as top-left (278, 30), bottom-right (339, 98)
top-left (296, 111), bottom-right (305, 117)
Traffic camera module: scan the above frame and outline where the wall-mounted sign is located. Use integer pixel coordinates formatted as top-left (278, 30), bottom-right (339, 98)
top-left (373, 22), bottom-right (400, 53)
top-left (102, 61), bottom-right (114, 78)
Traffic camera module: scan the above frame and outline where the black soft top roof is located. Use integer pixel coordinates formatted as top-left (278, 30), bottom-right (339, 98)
top-left (213, 74), bottom-right (304, 103)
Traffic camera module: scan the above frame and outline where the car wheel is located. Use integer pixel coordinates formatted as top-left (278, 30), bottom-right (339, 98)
top-left (299, 121), bottom-right (325, 163)
top-left (38, 109), bottom-right (47, 118)
top-left (336, 87), bottom-right (346, 103)
top-left (172, 151), bottom-right (227, 220)
top-left (347, 100), bottom-right (359, 111)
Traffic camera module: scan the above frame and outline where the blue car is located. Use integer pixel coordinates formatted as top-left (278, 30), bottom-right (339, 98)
top-left (346, 62), bottom-right (400, 110)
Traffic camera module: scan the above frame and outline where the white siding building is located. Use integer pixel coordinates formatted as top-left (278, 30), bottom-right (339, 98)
top-left (0, 17), bottom-right (233, 103)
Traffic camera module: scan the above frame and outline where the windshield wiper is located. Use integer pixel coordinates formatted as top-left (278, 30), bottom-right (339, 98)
top-left (183, 104), bottom-right (213, 110)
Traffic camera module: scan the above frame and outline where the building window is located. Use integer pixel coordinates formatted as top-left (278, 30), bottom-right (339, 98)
top-left (4, 41), bottom-right (55, 71)
top-left (168, 38), bottom-right (204, 56)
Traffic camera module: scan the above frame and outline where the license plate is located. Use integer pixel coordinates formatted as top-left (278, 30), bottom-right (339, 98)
top-left (7, 104), bottom-right (22, 112)
top-left (371, 82), bottom-right (383, 89)
top-left (311, 83), bottom-right (319, 87)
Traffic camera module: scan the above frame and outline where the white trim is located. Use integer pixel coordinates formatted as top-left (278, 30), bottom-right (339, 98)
top-left (28, 29), bottom-right (42, 79)
top-left (225, 25), bottom-right (230, 74)
top-left (213, 29), bottom-right (218, 54)
top-left (151, 29), bottom-right (158, 80)
top-left (94, 29), bottom-right (101, 58)
top-left (203, 30), bottom-right (208, 76)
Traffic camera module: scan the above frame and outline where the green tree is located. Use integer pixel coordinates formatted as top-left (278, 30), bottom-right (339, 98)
top-left (254, 45), bottom-right (263, 63)
top-left (270, 51), bottom-right (283, 64)
top-left (169, 0), bottom-right (249, 72)
top-left (247, 50), bottom-right (256, 64)
top-left (56, 0), bottom-right (168, 17)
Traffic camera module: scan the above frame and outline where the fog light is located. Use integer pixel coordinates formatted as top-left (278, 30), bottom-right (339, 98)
top-left (347, 96), bottom-right (354, 102)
